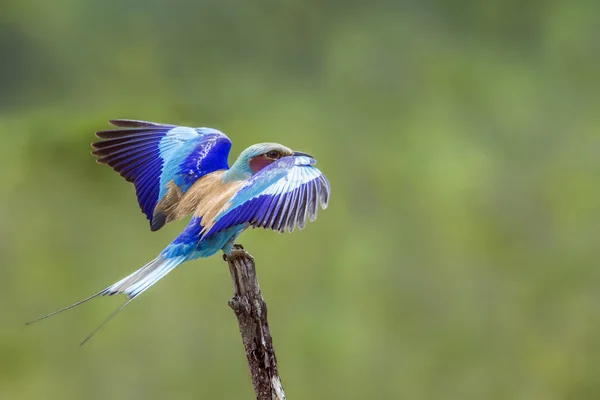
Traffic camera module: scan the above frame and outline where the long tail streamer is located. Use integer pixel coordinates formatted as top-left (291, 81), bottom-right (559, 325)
top-left (26, 255), bottom-right (187, 345)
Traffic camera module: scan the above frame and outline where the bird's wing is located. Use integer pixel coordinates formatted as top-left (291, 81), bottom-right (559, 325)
top-left (202, 155), bottom-right (330, 237)
top-left (92, 119), bottom-right (232, 231)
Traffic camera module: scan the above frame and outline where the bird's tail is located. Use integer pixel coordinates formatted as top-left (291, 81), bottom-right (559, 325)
top-left (27, 254), bottom-right (188, 345)
top-left (103, 254), bottom-right (187, 298)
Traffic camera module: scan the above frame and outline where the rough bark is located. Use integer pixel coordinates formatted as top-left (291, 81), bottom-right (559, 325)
top-left (225, 244), bottom-right (286, 400)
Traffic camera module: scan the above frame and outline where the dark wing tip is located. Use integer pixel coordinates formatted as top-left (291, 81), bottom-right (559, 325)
top-left (90, 148), bottom-right (105, 161)
top-left (95, 128), bottom-right (156, 139)
top-left (109, 119), bottom-right (175, 128)
top-left (109, 119), bottom-right (150, 127)
top-left (95, 130), bottom-right (114, 139)
top-left (150, 212), bottom-right (166, 231)
top-left (319, 174), bottom-right (330, 209)
top-left (90, 144), bottom-right (103, 154)
top-left (94, 157), bottom-right (108, 165)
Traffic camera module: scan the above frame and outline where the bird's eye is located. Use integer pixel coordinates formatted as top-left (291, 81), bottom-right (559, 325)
top-left (265, 150), bottom-right (280, 159)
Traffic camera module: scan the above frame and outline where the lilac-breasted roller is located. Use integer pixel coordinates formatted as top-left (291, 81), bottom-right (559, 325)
top-left (28, 119), bottom-right (330, 344)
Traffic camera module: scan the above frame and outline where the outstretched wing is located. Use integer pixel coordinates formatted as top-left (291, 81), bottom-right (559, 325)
top-left (202, 155), bottom-right (330, 237)
top-left (92, 119), bottom-right (232, 231)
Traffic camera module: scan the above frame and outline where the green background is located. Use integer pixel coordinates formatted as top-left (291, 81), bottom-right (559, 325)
top-left (2, 1), bottom-right (599, 399)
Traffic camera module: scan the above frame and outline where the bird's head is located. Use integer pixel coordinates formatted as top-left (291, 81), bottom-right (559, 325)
top-left (226, 143), bottom-right (313, 181)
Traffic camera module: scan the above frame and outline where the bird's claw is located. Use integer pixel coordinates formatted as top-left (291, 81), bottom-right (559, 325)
top-left (223, 244), bottom-right (252, 262)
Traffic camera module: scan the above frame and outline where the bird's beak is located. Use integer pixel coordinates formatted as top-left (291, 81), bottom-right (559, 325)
top-left (292, 151), bottom-right (314, 158)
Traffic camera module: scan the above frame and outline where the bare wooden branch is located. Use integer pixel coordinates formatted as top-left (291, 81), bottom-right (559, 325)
top-left (225, 244), bottom-right (286, 400)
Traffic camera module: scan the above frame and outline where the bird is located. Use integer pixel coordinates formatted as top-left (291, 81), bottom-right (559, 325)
top-left (27, 119), bottom-right (330, 344)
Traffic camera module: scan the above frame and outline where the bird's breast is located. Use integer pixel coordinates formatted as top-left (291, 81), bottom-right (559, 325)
top-left (177, 171), bottom-right (245, 229)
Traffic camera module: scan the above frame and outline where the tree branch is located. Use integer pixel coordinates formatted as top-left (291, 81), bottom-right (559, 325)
top-left (225, 244), bottom-right (286, 400)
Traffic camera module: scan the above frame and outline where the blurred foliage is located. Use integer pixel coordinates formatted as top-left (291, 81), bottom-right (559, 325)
top-left (1, 1), bottom-right (600, 399)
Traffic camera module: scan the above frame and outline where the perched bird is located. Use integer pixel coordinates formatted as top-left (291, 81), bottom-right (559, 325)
top-left (28, 119), bottom-right (330, 344)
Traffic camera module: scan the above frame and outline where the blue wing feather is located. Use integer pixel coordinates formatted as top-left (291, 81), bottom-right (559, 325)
top-left (255, 194), bottom-right (275, 227)
top-left (204, 156), bottom-right (330, 237)
top-left (92, 120), bottom-right (232, 230)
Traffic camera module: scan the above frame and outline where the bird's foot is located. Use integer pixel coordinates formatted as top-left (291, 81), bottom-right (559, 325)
top-left (223, 244), bottom-right (251, 262)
